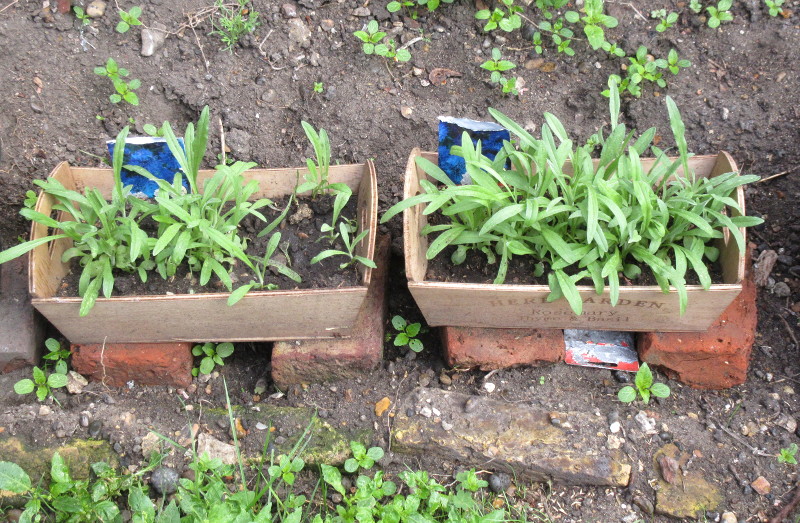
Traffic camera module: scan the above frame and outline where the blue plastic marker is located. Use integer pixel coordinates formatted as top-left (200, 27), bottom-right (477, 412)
top-left (437, 116), bottom-right (509, 184)
top-left (107, 137), bottom-right (185, 198)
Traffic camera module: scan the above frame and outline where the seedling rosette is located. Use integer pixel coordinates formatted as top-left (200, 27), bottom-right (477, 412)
top-left (385, 81), bottom-right (762, 332)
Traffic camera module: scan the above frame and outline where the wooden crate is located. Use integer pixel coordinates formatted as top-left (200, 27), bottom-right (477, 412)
top-left (29, 161), bottom-right (378, 343)
top-left (403, 149), bottom-right (747, 332)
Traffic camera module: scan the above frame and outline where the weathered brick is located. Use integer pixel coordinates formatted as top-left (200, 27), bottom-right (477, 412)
top-left (71, 342), bottom-right (193, 387)
top-left (638, 269), bottom-right (757, 390)
top-left (0, 257), bottom-right (45, 373)
top-left (271, 234), bottom-right (389, 388)
top-left (441, 326), bottom-right (564, 370)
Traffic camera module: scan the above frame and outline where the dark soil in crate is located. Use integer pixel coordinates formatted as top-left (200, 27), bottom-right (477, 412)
top-left (54, 194), bottom-right (363, 298)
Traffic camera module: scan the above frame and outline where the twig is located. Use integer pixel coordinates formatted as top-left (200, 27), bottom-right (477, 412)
top-left (769, 483), bottom-right (800, 523)
top-left (717, 424), bottom-right (773, 457)
top-left (219, 117), bottom-right (226, 165)
top-left (778, 314), bottom-right (799, 348)
top-left (397, 36), bottom-right (423, 51)
top-left (257, 29), bottom-right (273, 57)
top-left (757, 165), bottom-right (800, 184)
top-left (191, 24), bottom-right (210, 72)
top-left (0, 0), bottom-right (20, 15)
top-left (386, 374), bottom-right (408, 453)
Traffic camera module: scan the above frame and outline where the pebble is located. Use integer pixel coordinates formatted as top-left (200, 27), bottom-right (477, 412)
top-left (286, 18), bottom-right (311, 48)
top-left (419, 406), bottom-right (432, 418)
top-left (441, 420), bottom-right (453, 431)
top-left (483, 382), bottom-right (496, 393)
top-left (86, 0), bottom-right (106, 18)
top-left (488, 472), bottom-right (511, 493)
top-left (612, 370), bottom-right (631, 383)
top-left (281, 3), bottom-right (298, 18)
top-left (38, 405), bottom-right (53, 416)
top-left (353, 7), bottom-right (371, 16)
top-left (609, 421), bottom-right (621, 434)
top-left (721, 512), bottom-right (738, 523)
top-left (30, 99), bottom-right (43, 114)
top-left (113, 442), bottom-right (123, 453)
top-left (88, 420), bottom-right (103, 438)
top-left (102, 393), bottom-right (116, 405)
top-left (150, 467), bottom-right (180, 495)
top-left (773, 282), bottom-right (791, 297)
top-left (141, 22), bottom-right (167, 57)
top-left (659, 431), bottom-right (674, 442)
top-left (464, 397), bottom-right (480, 413)
top-left (66, 371), bottom-right (88, 395)
top-left (751, 476), bottom-right (771, 495)
top-left (634, 411), bottom-right (657, 434)
top-left (80, 413), bottom-right (89, 428)
top-left (632, 494), bottom-right (654, 515)
top-left (439, 373), bottom-right (452, 386)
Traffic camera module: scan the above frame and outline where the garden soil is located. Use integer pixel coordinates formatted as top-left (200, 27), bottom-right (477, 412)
top-left (0, 0), bottom-right (799, 520)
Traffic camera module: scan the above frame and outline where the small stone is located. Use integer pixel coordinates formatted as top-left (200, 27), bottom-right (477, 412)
top-left (419, 406), bottom-right (432, 418)
top-left (606, 434), bottom-right (624, 449)
top-left (66, 371), bottom-right (88, 394)
top-left (150, 467), bottom-right (180, 495)
top-left (400, 106), bottom-right (413, 119)
top-left (141, 22), bottom-right (167, 57)
top-left (80, 413), bottom-right (90, 428)
top-left (86, 0), bottom-right (106, 18)
top-left (612, 371), bottom-right (631, 383)
top-left (375, 397), bottom-right (391, 417)
top-left (751, 476), bottom-right (770, 495)
top-left (441, 420), bottom-right (453, 431)
top-left (439, 373), bottom-right (452, 386)
top-left (286, 18), bottom-right (311, 48)
top-left (483, 382), bottom-right (496, 393)
top-left (721, 512), bottom-right (737, 523)
top-left (113, 442), bottom-right (123, 453)
top-left (464, 397), bottom-right (480, 413)
top-left (610, 421), bottom-right (621, 434)
top-left (141, 432), bottom-right (162, 459)
top-left (38, 405), bottom-right (53, 416)
top-left (774, 282), bottom-right (791, 297)
top-left (88, 420), bottom-right (103, 438)
top-left (30, 99), bottom-right (43, 114)
top-left (634, 411), bottom-right (657, 434)
top-left (488, 472), bottom-right (511, 493)
top-left (659, 431), bottom-right (674, 442)
top-left (102, 393), bottom-right (116, 405)
top-left (353, 6), bottom-right (371, 16)
top-left (255, 422), bottom-right (268, 430)
top-left (281, 3), bottom-right (298, 18)
top-left (658, 455), bottom-right (680, 484)
top-left (633, 494), bottom-right (654, 515)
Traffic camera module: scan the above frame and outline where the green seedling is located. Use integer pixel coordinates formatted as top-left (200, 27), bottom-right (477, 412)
top-left (706, 0), bottom-right (733, 27)
top-left (319, 191), bottom-right (353, 245)
top-left (565, 0), bottom-right (618, 50)
top-left (392, 315), bottom-right (423, 352)
top-left (23, 190), bottom-right (38, 209)
top-left (191, 342), bottom-right (234, 376)
top-left (651, 9), bottom-right (678, 32)
top-left (313, 81), bottom-right (324, 93)
top-left (778, 443), bottom-right (798, 465)
top-left (42, 338), bottom-right (70, 376)
top-left (295, 121), bottom-right (352, 201)
top-left (73, 6), bottom-right (90, 26)
top-left (353, 21), bottom-right (411, 61)
top-left (268, 454), bottom-right (305, 485)
top-left (116, 6), bottom-right (143, 33)
top-left (531, 17), bottom-right (575, 56)
top-left (601, 40), bottom-right (626, 57)
top-left (689, 0), bottom-right (703, 13)
top-left (605, 45), bottom-right (668, 97)
top-left (666, 48), bottom-right (691, 75)
top-left (14, 366), bottom-right (68, 402)
top-left (344, 441), bottom-right (384, 473)
top-left (499, 76), bottom-right (520, 96)
top-left (480, 47), bottom-right (516, 84)
top-left (455, 469), bottom-right (488, 492)
top-left (310, 223), bottom-right (376, 270)
top-left (535, 0), bottom-right (569, 20)
top-left (227, 230), bottom-right (302, 305)
top-left (765, 0), bottom-right (784, 16)
top-left (618, 363), bottom-right (671, 404)
top-left (94, 58), bottom-right (140, 105)
top-left (475, 0), bottom-right (523, 32)
top-left (387, 0), bottom-right (453, 16)
top-left (142, 123), bottom-right (165, 137)
top-left (211, 0), bottom-right (260, 51)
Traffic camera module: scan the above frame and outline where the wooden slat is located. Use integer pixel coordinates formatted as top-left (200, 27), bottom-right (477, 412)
top-left (28, 161), bottom-right (378, 342)
top-left (403, 151), bottom-right (746, 331)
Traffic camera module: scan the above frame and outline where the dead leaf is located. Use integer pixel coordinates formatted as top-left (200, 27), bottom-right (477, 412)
top-left (429, 68), bottom-right (462, 86)
top-left (375, 397), bottom-right (391, 417)
top-left (234, 418), bottom-right (248, 437)
top-left (658, 455), bottom-right (679, 484)
top-left (400, 106), bottom-right (413, 119)
top-left (33, 77), bottom-right (43, 94)
top-left (539, 62), bottom-right (557, 73)
top-left (754, 249), bottom-right (778, 287)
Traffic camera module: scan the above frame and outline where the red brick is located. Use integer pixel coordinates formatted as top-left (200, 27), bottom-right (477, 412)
top-left (271, 234), bottom-right (389, 389)
top-left (442, 326), bottom-right (565, 370)
top-left (638, 269), bottom-right (757, 390)
top-left (0, 256), bottom-right (45, 373)
top-left (71, 342), bottom-right (193, 388)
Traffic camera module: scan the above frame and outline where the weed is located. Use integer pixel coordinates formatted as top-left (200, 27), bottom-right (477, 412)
top-left (618, 363), bottom-right (671, 404)
top-left (764, 0), bottom-right (785, 16)
top-left (392, 315), bottom-right (423, 352)
top-left (689, 0), bottom-right (703, 12)
top-left (778, 443), bottom-right (798, 465)
top-left (481, 47), bottom-right (516, 83)
top-left (605, 45), bottom-right (667, 97)
top-left (73, 6), bottom-right (90, 26)
top-left (14, 365), bottom-right (68, 402)
top-left (211, 0), bottom-right (260, 51)
top-left (227, 230), bottom-right (303, 305)
top-left (651, 9), bottom-right (679, 32)
top-left (41, 337), bottom-right (70, 376)
top-left (313, 81), bottom-right (324, 93)
top-left (601, 40), bottom-right (626, 57)
top-left (666, 48), bottom-right (691, 75)
top-left (534, 0), bottom-right (569, 20)
top-left (116, 5), bottom-right (143, 33)
top-left (387, 0), bottom-right (454, 17)
top-left (344, 441), bottom-right (384, 473)
top-left (475, 0), bottom-right (523, 32)
top-left (94, 58), bottom-right (140, 105)
top-left (354, 20), bottom-right (411, 61)
top-left (532, 18), bottom-right (576, 56)
top-left (310, 223), bottom-right (376, 270)
top-left (142, 123), bottom-right (165, 137)
top-left (191, 342), bottom-right (235, 376)
top-left (706, 0), bottom-right (733, 28)
top-left (565, 0), bottom-right (618, 50)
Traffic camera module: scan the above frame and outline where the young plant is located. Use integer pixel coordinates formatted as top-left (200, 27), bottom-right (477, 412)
top-left (480, 47), bottom-right (516, 84)
top-left (618, 363), bottom-right (671, 404)
top-left (764, 0), bottom-right (784, 16)
top-left (601, 40), bottom-right (626, 57)
top-left (116, 5), bottom-right (143, 33)
top-left (319, 191), bottom-right (353, 245)
top-left (534, 0), bottom-right (569, 20)
top-left (310, 223), bottom-right (376, 270)
top-left (227, 230), bottom-right (303, 305)
top-left (605, 45), bottom-right (668, 97)
top-left (94, 58), bottom-right (140, 105)
top-left (353, 21), bottom-right (411, 62)
top-left (191, 342), bottom-right (234, 376)
top-left (14, 366), bottom-right (68, 402)
top-left (344, 441), bottom-right (384, 473)
top-left (651, 9), bottom-right (679, 32)
top-left (73, 6), bottom-right (91, 26)
top-left (666, 48), bottom-right (691, 75)
top-left (313, 81), bottom-right (324, 94)
top-left (42, 337), bottom-right (70, 376)
top-left (387, 0), bottom-right (453, 16)
top-left (392, 315), bottom-right (423, 352)
top-left (142, 123), bottom-right (165, 137)
top-left (706, 0), bottom-right (733, 28)
top-left (475, 0), bottom-right (523, 32)
top-left (211, 0), bottom-right (260, 51)
top-left (538, 18), bottom-right (576, 56)
top-left (778, 443), bottom-right (798, 465)
top-left (565, 0), bottom-right (618, 50)
top-left (689, 0), bottom-right (703, 13)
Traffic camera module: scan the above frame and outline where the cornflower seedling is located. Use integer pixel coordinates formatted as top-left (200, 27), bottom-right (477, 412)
top-left (73, 6), bottom-right (90, 26)
top-left (764, 0), bottom-right (784, 16)
top-left (666, 48), bottom-right (691, 75)
top-left (651, 9), bottom-right (678, 32)
top-left (295, 121), bottom-right (352, 201)
top-left (618, 363), bottom-right (670, 404)
top-left (475, 0), bottom-right (523, 32)
top-left (565, 0), bottom-right (618, 50)
top-left (116, 6), bottom-right (143, 33)
top-left (706, 0), bottom-right (733, 28)
top-left (310, 223), bottom-right (376, 270)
